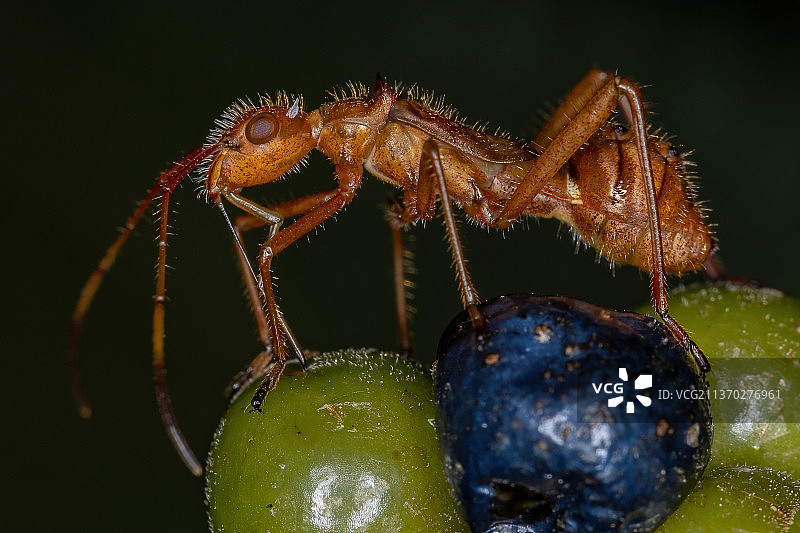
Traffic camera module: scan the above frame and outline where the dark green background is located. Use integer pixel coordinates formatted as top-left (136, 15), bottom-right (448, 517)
top-left (4, 1), bottom-right (799, 531)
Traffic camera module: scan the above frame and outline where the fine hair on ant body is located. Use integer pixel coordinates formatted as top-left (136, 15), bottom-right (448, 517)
top-left (69, 70), bottom-right (714, 475)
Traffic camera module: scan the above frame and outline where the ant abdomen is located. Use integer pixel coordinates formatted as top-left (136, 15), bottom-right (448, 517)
top-left (537, 127), bottom-right (712, 273)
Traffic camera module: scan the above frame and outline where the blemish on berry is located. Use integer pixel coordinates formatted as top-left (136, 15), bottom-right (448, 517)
top-left (655, 419), bottom-right (671, 438)
top-left (534, 324), bottom-right (553, 342)
top-left (484, 353), bottom-right (501, 366)
top-left (564, 343), bottom-right (582, 357)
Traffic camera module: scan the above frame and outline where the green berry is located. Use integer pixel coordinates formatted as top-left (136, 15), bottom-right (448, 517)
top-left (656, 466), bottom-right (800, 532)
top-left (639, 282), bottom-right (800, 476)
top-left (205, 349), bottom-right (469, 532)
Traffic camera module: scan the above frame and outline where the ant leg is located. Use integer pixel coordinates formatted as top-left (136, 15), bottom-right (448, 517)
top-left (221, 209), bottom-right (272, 398)
top-left (386, 196), bottom-right (414, 357)
top-left (495, 72), bottom-right (620, 229)
top-left (235, 167), bottom-right (363, 411)
top-left (617, 81), bottom-right (710, 372)
top-left (497, 71), bottom-right (708, 371)
top-left (531, 70), bottom-right (612, 153)
top-left (419, 139), bottom-right (484, 330)
top-left (249, 244), bottom-right (288, 412)
top-left (222, 191), bottom-right (338, 396)
top-left (223, 192), bottom-right (325, 375)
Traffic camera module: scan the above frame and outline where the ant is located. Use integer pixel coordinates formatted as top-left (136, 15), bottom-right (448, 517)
top-left (68, 70), bottom-right (714, 476)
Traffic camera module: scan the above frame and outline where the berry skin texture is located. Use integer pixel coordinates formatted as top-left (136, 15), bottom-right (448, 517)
top-left (657, 466), bottom-right (800, 532)
top-left (435, 294), bottom-right (712, 533)
top-left (206, 349), bottom-right (470, 533)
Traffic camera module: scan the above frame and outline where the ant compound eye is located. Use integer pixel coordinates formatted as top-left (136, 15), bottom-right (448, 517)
top-left (245, 112), bottom-right (279, 144)
top-left (613, 125), bottom-right (628, 139)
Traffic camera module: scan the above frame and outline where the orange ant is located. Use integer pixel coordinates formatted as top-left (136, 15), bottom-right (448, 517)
top-left (68, 70), bottom-right (714, 476)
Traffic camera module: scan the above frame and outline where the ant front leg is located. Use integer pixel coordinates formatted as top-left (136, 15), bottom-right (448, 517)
top-left (222, 191), bottom-right (305, 368)
top-left (222, 191), bottom-right (339, 397)
top-left (247, 166), bottom-right (363, 412)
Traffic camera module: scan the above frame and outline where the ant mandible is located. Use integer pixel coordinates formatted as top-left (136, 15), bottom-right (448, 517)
top-left (68, 70), bottom-right (714, 475)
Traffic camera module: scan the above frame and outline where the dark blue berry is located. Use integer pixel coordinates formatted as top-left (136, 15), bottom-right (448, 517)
top-left (435, 294), bottom-right (712, 532)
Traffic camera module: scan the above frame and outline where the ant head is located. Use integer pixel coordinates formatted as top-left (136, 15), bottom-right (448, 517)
top-left (203, 95), bottom-right (320, 196)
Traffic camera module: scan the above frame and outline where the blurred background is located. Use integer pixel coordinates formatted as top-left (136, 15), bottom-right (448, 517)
top-left (3, 1), bottom-right (798, 530)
